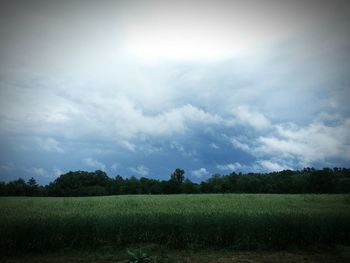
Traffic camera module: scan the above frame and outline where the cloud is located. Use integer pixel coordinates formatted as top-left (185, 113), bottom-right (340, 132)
top-left (83, 158), bottom-right (106, 170)
top-left (24, 167), bottom-right (63, 179)
top-left (222, 115), bottom-right (350, 169)
top-left (217, 162), bottom-right (242, 172)
top-left (257, 160), bottom-right (291, 172)
top-left (210, 143), bottom-right (219, 149)
top-left (129, 165), bottom-right (149, 176)
top-left (191, 168), bottom-right (209, 178)
top-left (139, 144), bottom-right (163, 154)
top-left (1, 87), bottom-right (224, 142)
top-left (121, 103), bottom-right (222, 138)
top-left (229, 137), bottom-right (251, 152)
top-left (170, 141), bottom-right (197, 157)
top-left (53, 168), bottom-right (63, 177)
top-left (78, 97), bottom-right (223, 141)
top-left (32, 167), bottom-right (51, 178)
top-left (258, 120), bottom-right (350, 164)
top-left (110, 163), bottom-right (119, 172)
top-left (0, 163), bottom-right (15, 172)
top-left (217, 160), bottom-right (293, 173)
top-left (233, 105), bottom-right (271, 130)
top-left (37, 138), bottom-right (64, 153)
top-left (120, 141), bottom-right (136, 152)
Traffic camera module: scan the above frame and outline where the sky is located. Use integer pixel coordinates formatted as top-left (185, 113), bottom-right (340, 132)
top-left (0, 0), bottom-right (350, 184)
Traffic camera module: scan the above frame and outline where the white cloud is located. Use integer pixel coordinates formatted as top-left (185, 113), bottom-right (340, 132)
top-left (71, 96), bottom-right (223, 141)
top-left (53, 168), bottom-right (63, 177)
top-left (24, 167), bottom-right (63, 179)
top-left (127, 103), bottom-right (222, 138)
top-left (129, 165), bottom-right (149, 176)
top-left (222, 116), bottom-right (350, 169)
top-left (217, 162), bottom-right (242, 172)
top-left (110, 163), bottom-right (119, 172)
top-left (37, 138), bottom-right (64, 153)
top-left (229, 137), bottom-right (251, 152)
top-left (233, 105), bottom-right (271, 130)
top-left (0, 81), bottom-right (224, 142)
top-left (257, 160), bottom-right (291, 172)
top-left (139, 144), bottom-right (163, 154)
top-left (170, 141), bottom-right (197, 157)
top-left (217, 160), bottom-right (291, 173)
top-left (191, 168), bottom-right (209, 178)
top-left (120, 141), bottom-right (136, 152)
top-left (81, 95), bottom-right (223, 141)
top-left (258, 120), bottom-right (350, 164)
top-left (210, 143), bottom-right (219, 149)
top-left (83, 158), bottom-right (106, 170)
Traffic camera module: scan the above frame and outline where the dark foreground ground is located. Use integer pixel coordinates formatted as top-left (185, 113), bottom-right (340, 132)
top-left (2, 195), bottom-right (350, 251)
top-left (2, 245), bottom-right (350, 263)
top-left (1, 195), bottom-right (350, 262)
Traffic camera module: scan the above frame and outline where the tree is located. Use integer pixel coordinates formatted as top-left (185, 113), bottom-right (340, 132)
top-left (164, 168), bottom-right (186, 194)
top-left (47, 170), bottom-right (111, 196)
top-left (1, 167), bottom-right (350, 196)
top-left (170, 168), bottom-right (185, 184)
top-left (0, 182), bottom-right (5, 196)
top-left (307, 168), bottom-right (337, 193)
top-left (124, 176), bottom-right (141, 194)
top-left (6, 178), bottom-right (27, 196)
top-left (182, 179), bottom-right (199, 193)
top-left (27, 177), bottom-right (38, 196)
top-left (203, 174), bottom-right (224, 193)
top-left (109, 175), bottom-right (124, 195)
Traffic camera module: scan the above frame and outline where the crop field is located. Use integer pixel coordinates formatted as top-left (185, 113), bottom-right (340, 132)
top-left (1, 194), bottom-right (350, 252)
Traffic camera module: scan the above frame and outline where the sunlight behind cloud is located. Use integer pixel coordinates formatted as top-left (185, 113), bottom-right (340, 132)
top-left (125, 23), bottom-right (237, 61)
top-left (121, 0), bottom-right (327, 62)
top-left (122, 0), bottom-right (284, 61)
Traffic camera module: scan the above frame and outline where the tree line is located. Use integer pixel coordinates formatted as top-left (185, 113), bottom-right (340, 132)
top-left (1, 167), bottom-right (350, 196)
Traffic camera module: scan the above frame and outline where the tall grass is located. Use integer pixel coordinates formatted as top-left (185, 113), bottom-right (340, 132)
top-left (0, 194), bottom-right (349, 251)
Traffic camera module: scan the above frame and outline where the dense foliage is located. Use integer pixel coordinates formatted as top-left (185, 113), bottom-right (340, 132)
top-left (1, 167), bottom-right (350, 196)
top-left (1, 194), bottom-right (349, 251)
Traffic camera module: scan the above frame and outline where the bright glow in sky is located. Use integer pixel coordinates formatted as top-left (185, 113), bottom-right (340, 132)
top-left (122, 0), bottom-right (313, 61)
top-left (126, 25), bottom-right (236, 61)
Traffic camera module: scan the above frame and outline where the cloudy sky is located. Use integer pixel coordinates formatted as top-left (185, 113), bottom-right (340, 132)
top-left (0, 0), bottom-right (350, 184)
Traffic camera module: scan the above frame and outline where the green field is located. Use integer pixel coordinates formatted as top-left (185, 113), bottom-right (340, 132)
top-left (1, 194), bottom-right (350, 252)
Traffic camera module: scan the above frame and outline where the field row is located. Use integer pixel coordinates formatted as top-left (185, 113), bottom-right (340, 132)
top-left (1, 194), bottom-right (350, 251)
